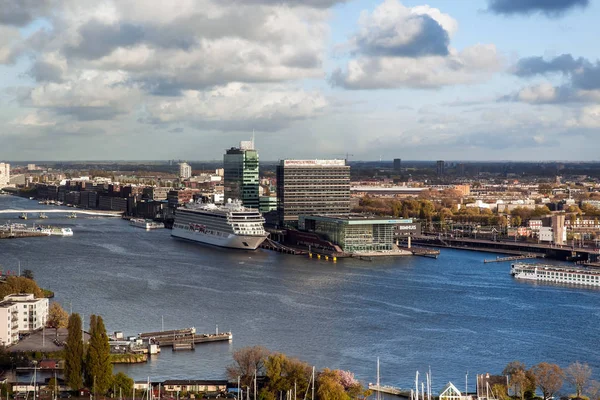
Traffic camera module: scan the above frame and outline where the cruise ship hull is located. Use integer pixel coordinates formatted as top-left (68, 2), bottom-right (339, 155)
top-left (171, 226), bottom-right (267, 250)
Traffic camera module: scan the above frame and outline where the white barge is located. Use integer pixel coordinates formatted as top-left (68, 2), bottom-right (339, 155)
top-left (511, 263), bottom-right (600, 287)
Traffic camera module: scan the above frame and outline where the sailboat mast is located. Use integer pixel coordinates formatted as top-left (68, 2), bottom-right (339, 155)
top-left (312, 366), bottom-right (315, 400)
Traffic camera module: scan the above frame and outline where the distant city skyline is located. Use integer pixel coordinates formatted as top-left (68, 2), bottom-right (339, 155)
top-left (1, 0), bottom-right (599, 161)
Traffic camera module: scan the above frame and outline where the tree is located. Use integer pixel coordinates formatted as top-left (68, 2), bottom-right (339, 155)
top-left (565, 362), bottom-right (592, 398)
top-left (264, 353), bottom-right (312, 398)
top-left (317, 369), bottom-right (349, 400)
top-left (503, 361), bottom-right (534, 400)
top-left (64, 313), bottom-right (83, 390)
top-left (21, 269), bottom-right (34, 280)
top-left (47, 302), bottom-right (69, 337)
top-left (532, 362), bottom-right (564, 400)
top-left (588, 380), bottom-right (600, 400)
top-left (112, 372), bottom-right (134, 397)
top-left (226, 346), bottom-right (270, 389)
top-left (85, 315), bottom-right (113, 395)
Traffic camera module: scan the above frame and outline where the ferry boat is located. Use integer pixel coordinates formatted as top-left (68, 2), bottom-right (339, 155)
top-left (171, 200), bottom-right (268, 250)
top-left (130, 218), bottom-right (164, 230)
top-left (511, 263), bottom-right (600, 287)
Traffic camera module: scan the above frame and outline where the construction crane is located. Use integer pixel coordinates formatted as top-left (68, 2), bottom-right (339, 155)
top-left (334, 153), bottom-right (354, 163)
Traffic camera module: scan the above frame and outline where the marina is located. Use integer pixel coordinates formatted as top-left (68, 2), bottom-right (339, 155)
top-left (2, 195), bottom-right (600, 385)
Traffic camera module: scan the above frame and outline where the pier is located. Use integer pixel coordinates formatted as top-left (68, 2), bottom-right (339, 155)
top-left (0, 209), bottom-right (122, 217)
top-left (484, 254), bottom-right (541, 263)
top-left (260, 238), bottom-right (307, 255)
top-left (138, 328), bottom-right (232, 348)
top-left (412, 236), bottom-right (600, 262)
top-left (368, 384), bottom-right (410, 398)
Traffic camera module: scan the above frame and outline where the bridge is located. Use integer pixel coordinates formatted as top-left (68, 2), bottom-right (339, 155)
top-left (0, 209), bottom-right (123, 217)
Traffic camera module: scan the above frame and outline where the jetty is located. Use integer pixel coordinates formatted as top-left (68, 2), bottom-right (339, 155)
top-left (138, 327), bottom-right (232, 348)
top-left (484, 254), bottom-right (541, 263)
top-left (368, 384), bottom-right (410, 398)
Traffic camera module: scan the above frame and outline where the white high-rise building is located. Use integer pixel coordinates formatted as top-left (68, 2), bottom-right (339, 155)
top-left (179, 162), bottom-right (192, 179)
top-left (0, 163), bottom-right (10, 187)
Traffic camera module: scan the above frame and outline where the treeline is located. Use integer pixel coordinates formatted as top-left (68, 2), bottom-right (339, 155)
top-left (501, 361), bottom-right (599, 400)
top-left (227, 346), bottom-right (369, 400)
top-left (0, 272), bottom-right (54, 299)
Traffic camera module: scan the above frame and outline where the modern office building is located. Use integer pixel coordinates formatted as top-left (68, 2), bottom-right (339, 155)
top-left (223, 140), bottom-right (259, 208)
top-left (298, 215), bottom-right (403, 253)
top-left (276, 159), bottom-right (350, 228)
top-left (179, 162), bottom-right (192, 179)
top-left (0, 163), bottom-right (10, 187)
top-left (393, 158), bottom-right (402, 171)
top-left (436, 160), bottom-right (445, 176)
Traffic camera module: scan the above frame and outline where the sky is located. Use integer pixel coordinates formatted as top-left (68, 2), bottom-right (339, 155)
top-left (0, 0), bottom-right (599, 162)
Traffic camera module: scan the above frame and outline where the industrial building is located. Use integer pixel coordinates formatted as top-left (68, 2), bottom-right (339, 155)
top-left (298, 214), bottom-right (406, 253)
top-left (224, 140), bottom-right (259, 208)
top-left (276, 159), bottom-right (350, 228)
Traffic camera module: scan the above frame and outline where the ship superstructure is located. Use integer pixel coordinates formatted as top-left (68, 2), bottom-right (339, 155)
top-left (171, 200), bottom-right (267, 250)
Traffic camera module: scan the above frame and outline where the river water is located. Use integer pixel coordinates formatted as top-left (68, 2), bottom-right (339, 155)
top-left (1, 195), bottom-right (599, 391)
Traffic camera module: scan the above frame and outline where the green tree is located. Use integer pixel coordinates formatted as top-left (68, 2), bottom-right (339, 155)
top-left (64, 313), bottom-right (84, 390)
top-left (264, 353), bottom-right (312, 398)
top-left (85, 315), bottom-right (113, 395)
top-left (112, 372), bottom-right (134, 397)
top-left (47, 302), bottom-right (69, 337)
top-left (317, 369), bottom-right (349, 400)
top-left (21, 269), bottom-right (34, 280)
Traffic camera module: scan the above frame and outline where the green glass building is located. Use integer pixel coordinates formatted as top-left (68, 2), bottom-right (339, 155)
top-left (299, 215), bottom-right (409, 253)
top-left (224, 141), bottom-right (259, 208)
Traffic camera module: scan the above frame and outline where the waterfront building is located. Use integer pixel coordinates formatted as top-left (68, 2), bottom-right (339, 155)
top-left (298, 214), bottom-right (403, 253)
top-left (224, 140), bottom-right (259, 208)
top-left (277, 159), bottom-right (350, 228)
top-left (0, 163), bottom-right (10, 187)
top-left (5, 294), bottom-right (49, 332)
top-left (179, 162), bottom-right (192, 180)
top-left (143, 186), bottom-right (170, 201)
top-left (0, 294), bottom-right (49, 343)
top-left (162, 380), bottom-right (228, 394)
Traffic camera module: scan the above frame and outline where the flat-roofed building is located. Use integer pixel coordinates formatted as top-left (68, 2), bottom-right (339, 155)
top-left (299, 214), bottom-right (404, 253)
top-left (1, 294), bottom-right (49, 336)
top-left (277, 159), bottom-right (350, 228)
top-left (224, 140), bottom-right (259, 208)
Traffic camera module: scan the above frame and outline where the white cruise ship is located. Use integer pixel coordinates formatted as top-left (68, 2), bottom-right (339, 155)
top-left (171, 200), bottom-right (268, 250)
top-left (130, 218), bottom-right (164, 230)
top-left (511, 263), bottom-right (600, 287)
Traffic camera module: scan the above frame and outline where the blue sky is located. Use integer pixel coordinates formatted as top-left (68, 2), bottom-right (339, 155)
top-left (0, 0), bottom-right (598, 161)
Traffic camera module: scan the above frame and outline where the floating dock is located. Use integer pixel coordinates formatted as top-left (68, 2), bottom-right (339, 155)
top-left (138, 328), bottom-right (232, 347)
top-left (368, 384), bottom-right (410, 398)
top-left (484, 254), bottom-right (541, 263)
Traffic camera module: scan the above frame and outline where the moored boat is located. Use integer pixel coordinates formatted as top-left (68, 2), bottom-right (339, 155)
top-left (511, 263), bottom-right (600, 287)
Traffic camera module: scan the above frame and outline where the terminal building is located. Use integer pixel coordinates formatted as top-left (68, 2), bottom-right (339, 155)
top-left (298, 215), bottom-right (411, 253)
top-left (276, 159), bottom-right (350, 228)
top-left (224, 139), bottom-right (260, 208)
